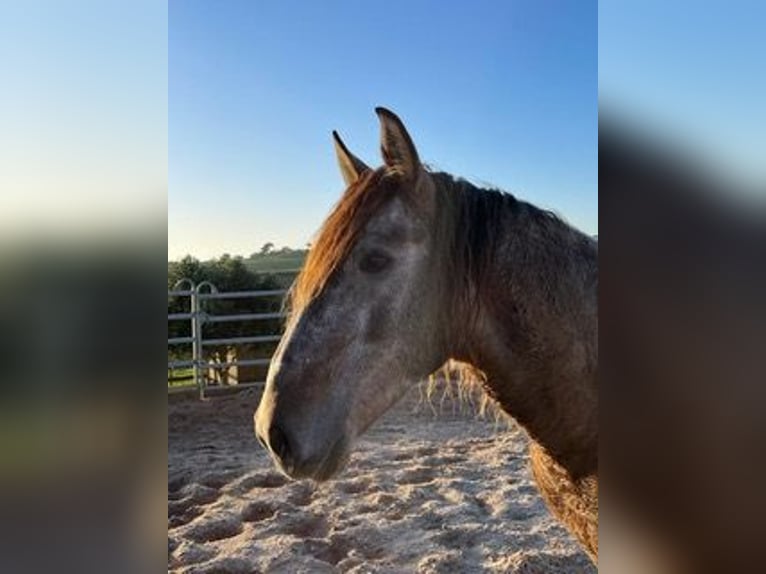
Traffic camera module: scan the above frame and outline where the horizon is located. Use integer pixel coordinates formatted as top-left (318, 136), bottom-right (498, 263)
top-left (168, 220), bottom-right (601, 264)
top-left (169, 243), bottom-right (306, 263)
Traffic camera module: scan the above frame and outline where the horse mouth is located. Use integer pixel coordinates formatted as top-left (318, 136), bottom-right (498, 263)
top-left (275, 437), bottom-right (351, 482)
top-left (313, 446), bottom-right (351, 481)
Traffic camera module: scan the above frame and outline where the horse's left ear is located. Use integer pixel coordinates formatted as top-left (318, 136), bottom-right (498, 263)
top-left (333, 130), bottom-right (370, 187)
top-left (376, 107), bottom-right (421, 182)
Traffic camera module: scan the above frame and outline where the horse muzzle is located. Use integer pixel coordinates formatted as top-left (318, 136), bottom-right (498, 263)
top-left (254, 406), bottom-right (351, 481)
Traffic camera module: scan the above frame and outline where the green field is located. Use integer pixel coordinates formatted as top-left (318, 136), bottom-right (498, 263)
top-left (168, 368), bottom-right (194, 387)
top-left (243, 251), bottom-right (305, 274)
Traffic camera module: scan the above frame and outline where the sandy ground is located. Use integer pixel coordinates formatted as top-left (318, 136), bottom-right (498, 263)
top-left (168, 385), bottom-right (595, 573)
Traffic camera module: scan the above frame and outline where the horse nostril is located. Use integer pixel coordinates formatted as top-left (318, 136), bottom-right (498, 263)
top-left (268, 424), bottom-right (293, 467)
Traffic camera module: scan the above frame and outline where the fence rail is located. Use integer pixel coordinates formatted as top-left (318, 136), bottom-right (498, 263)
top-left (205, 311), bottom-right (287, 323)
top-left (168, 278), bottom-right (289, 398)
top-left (198, 289), bottom-right (286, 300)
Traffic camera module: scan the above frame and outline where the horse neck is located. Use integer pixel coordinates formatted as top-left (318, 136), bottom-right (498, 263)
top-left (445, 189), bottom-right (598, 479)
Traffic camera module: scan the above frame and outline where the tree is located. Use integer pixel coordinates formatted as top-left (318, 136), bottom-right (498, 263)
top-left (259, 242), bottom-right (274, 255)
top-left (168, 255), bottom-right (203, 290)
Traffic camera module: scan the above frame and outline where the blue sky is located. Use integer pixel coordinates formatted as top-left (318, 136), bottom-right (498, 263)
top-left (599, 1), bottom-right (766, 191)
top-left (1, 1), bottom-right (166, 241)
top-left (169, 0), bottom-right (598, 260)
top-left (1, 1), bottom-right (761, 261)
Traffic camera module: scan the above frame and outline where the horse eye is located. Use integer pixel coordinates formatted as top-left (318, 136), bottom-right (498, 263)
top-left (359, 250), bottom-right (392, 273)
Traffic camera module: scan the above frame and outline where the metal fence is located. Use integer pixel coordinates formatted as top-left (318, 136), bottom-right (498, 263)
top-left (167, 278), bottom-right (290, 398)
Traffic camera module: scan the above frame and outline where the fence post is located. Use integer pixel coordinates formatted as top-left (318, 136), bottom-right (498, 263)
top-left (193, 281), bottom-right (218, 399)
top-left (191, 287), bottom-right (202, 399)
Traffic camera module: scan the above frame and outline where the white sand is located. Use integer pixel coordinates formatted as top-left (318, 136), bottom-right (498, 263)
top-left (168, 386), bottom-right (595, 573)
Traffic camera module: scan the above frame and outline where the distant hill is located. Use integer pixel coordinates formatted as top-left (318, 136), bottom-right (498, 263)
top-left (244, 249), bottom-right (306, 274)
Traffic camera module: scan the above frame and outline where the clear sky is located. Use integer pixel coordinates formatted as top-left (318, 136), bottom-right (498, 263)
top-left (1, 0), bottom-right (166, 243)
top-left (2, 1), bottom-right (761, 261)
top-left (599, 0), bottom-right (766, 191)
top-left (169, 0), bottom-right (597, 260)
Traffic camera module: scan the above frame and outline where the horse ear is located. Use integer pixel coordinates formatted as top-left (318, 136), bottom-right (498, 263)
top-left (375, 107), bottom-right (420, 181)
top-left (333, 130), bottom-right (370, 187)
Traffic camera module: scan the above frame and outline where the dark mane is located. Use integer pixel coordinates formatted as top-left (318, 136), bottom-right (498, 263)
top-left (434, 172), bottom-right (522, 291)
top-left (431, 172), bottom-right (587, 309)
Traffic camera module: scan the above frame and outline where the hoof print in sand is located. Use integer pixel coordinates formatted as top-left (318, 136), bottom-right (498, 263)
top-left (306, 533), bottom-right (353, 566)
top-left (241, 500), bottom-right (276, 523)
top-left (168, 471), bottom-right (192, 499)
top-left (285, 483), bottom-right (314, 507)
top-left (186, 516), bottom-right (243, 543)
top-left (494, 550), bottom-right (596, 574)
top-left (278, 512), bottom-right (329, 538)
top-left (248, 471), bottom-right (288, 490)
top-left (432, 526), bottom-right (481, 550)
top-left (193, 556), bottom-right (255, 574)
top-left (180, 484), bottom-right (221, 506)
top-left (200, 471), bottom-right (241, 490)
top-left (169, 503), bottom-right (203, 529)
top-left (399, 466), bottom-right (436, 485)
top-left (171, 541), bottom-right (218, 567)
top-left (336, 477), bottom-right (372, 495)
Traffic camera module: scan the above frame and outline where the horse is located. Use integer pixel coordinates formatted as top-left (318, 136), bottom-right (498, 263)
top-left (255, 108), bottom-right (598, 562)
